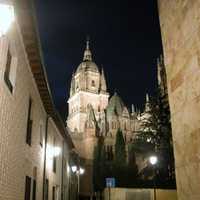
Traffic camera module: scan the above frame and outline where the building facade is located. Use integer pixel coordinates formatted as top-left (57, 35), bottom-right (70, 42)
top-left (67, 40), bottom-right (144, 198)
top-left (158, 0), bottom-right (200, 199)
top-left (158, 0), bottom-right (200, 200)
top-left (0, 1), bottom-right (76, 200)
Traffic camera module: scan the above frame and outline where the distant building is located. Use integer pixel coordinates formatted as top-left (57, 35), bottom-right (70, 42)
top-left (66, 39), bottom-right (148, 198)
top-left (0, 1), bottom-right (75, 200)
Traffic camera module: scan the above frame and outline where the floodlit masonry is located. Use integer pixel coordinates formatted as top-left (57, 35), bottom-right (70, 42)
top-left (0, 1), bottom-right (76, 200)
top-left (66, 38), bottom-right (168, 198)
top-left (158, 0), bottom-right (200, 199)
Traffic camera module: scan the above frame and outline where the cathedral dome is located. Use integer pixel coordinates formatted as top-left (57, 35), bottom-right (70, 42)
top-left (107, 92), bottom-right (125, 116)
top-left (75, 39), bottom-right (99, 75)
top-left (76, 60), bottom-right (99, 74)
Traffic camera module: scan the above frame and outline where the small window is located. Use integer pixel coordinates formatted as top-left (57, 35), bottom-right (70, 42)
top-left (32, 179), bottom-right (36, 200)
top-left (26, 98), bottom-right (33, 146)
top-left (91, 80), bottom-right (95, 87)
top-left (24, 176), bottom-right (31, 200)
top-left (39, 124), bottom-right (43, 147)
top-left (4, 48), bottom-right (13, 93)
top-left (53, 138), bottom-right (57, 173)
top-left (52, 186), bottom-right (56, 200)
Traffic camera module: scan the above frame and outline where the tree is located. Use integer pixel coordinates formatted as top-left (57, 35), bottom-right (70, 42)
top-left (132, 91), bottom-right (175, 186)
top-left (93, 137), bottom-right (106, 193)
top-left (114, 129), bottom-right (126, 166)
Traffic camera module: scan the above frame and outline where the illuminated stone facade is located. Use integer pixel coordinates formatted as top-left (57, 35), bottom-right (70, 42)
top-left (67, 40), bottom-right (143, 197)
top-left (67, 40), bottom-right (142, 160)
top-left (0, 2), bottom-right (74, 200)
top-left (158, 0), bottom-right (200, 199)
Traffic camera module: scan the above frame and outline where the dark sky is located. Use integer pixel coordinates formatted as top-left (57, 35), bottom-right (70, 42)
top-left (35, 0), bottom-right (163, 119)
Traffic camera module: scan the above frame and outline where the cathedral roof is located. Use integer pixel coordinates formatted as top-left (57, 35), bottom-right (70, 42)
top-left (76, 61), bottom-right (99, 74)
top-left (76, 39), bottom-right (99, 75)
top-left (107, 92), bottom-right (126, 116)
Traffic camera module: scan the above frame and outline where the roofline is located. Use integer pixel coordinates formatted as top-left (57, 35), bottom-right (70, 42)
top-left (13, 0), bottom-right (74, 149)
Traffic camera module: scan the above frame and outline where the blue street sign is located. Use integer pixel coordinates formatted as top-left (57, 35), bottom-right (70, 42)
top-left (106, 178), bottom-right (116, 188)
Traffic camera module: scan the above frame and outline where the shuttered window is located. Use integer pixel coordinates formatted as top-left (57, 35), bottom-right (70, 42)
top-left (24, 176), bottom-right (31, 200)
top-left (4, 48), bottom-right (13, 93)
top-left (26, 98), bottom-right (33, 146)
top-left (32, 179), bottom-right (36, 200)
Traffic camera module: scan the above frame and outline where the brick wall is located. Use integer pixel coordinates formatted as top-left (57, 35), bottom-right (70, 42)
top-left (0, 5), bottom-right (71, 200)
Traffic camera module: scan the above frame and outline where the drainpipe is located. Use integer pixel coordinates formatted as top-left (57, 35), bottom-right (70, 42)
top-left (42, 115), bottom-right (49, 200)
top-left (61, 140), bottom-right (65, 200)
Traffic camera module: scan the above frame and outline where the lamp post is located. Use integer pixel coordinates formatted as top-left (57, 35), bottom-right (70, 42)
top-left (0, 1), bottom-right (15, 37)
top-left (149, 156), bottom-right (158, 200)
top-left (71, 165), bottom-right (85, 199)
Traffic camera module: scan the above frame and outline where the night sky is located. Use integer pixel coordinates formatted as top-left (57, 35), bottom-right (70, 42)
top-left (35, 0), bottom-right (163, 119)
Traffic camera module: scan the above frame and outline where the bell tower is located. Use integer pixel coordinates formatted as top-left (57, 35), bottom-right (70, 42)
top-left (67, 39), bottom-right (109, 135)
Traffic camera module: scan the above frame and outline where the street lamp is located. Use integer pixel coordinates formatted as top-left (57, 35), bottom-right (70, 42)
top-left (149, 155), bottom-right (158, 200)
top-left (149, 156), bottom-right (158, 165)
top-left (71, 165), bottom-right (85, 199)
top-left (0, 2), bottom-right (15, 37)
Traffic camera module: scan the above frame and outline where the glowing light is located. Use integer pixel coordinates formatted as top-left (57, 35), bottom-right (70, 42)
top-left (79, 167), bottom-right (85, 175)
top-left (54, 147), bottom-right (61, 157)
top-left (147, 138), bottom-right (151, 142)
top-left (67, 164), bottom-right (71, 174)
top-left (149, 156), bottom-right (158, 165)
top-left (71, 165), bottom-right (77, 173)
top-left (0, 3), bottom-right (14, 36)
top-left (46, 145), bottom-right (61, 159)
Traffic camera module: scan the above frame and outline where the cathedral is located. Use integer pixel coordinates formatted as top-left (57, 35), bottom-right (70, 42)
top-left (66, 39), bottom-right (144, 197)
top-left (66, 40), bottom-right (142, 159)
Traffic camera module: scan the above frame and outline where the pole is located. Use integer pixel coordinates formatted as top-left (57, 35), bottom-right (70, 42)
top-left (42, 115), bottom-right (49, 200)
top-left (78, 172), bottom-right (80, 194)
top-left (61, 140), bottom-right (64, 200)
top-left (153, 167), bottom-right (156, 200)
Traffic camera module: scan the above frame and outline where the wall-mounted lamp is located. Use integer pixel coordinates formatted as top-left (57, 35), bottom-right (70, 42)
top-left (0, 2), bottom-right (15, 37)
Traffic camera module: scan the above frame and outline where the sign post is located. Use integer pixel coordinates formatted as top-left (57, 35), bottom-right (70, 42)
top-left (106, 178), bottom-right (115, 200)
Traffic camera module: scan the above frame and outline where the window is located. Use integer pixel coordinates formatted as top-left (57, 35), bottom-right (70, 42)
top-left (45, 179), bottom-right (49, 200)
top-left (32, 179), bottom-right (36, 200)
top-left (52, 186), bottom-right (56, 200)
top-left (24, 176), bottom-right (31, 200)
top-left (39, 124), bottom-right (43, 147)
top-left (53, 138), bottom-right (57, 173)
top-left (91, 80), bottom-right (95, 87)
top-left (26, 98), bottom-right (33, 146)
top-left (4, 48), bottom-right (13, 93)
top-left (106, 145), bottom-right (113, 161)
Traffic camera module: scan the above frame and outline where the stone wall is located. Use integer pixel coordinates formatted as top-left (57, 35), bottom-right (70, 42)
top-left (104, 188), bottom-right (177, 200)
top-left (158, 0), bottom-right (200, 199)
top-left (0, 3), bottom-right (72, 200)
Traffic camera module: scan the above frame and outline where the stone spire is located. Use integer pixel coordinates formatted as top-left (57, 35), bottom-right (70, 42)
top-left (131, 104), bottom-right (135, 113)
top-left (83, 37), bottom-right (92, 61)
top-left (70, 72), bottom-right (75, 97)
top-left (145, 93), bottom-right (151, 112)
top-left (157, 57), bottom-right (162, 86)
top-left (100, 67), bottom-right (107, 93)
top-left (157, 55), bottom-right (168, 96)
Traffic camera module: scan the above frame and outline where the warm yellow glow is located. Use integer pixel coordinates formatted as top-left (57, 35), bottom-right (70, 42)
top-left (0, 3), bottom-right (14, 36)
